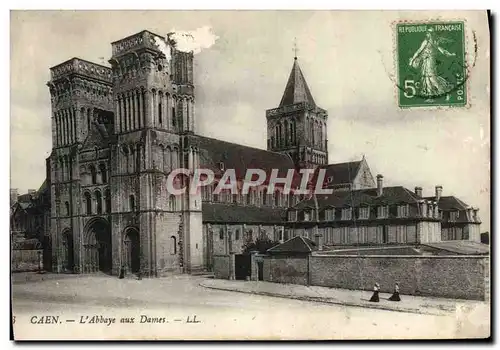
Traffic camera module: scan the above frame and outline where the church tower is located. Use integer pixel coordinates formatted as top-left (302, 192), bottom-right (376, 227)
top-left (108, 30), bottom-right (202, 277)
top-left (47, 58), bottom-right (114, 273)
top-left (266, 56), bottom-right (328, 168)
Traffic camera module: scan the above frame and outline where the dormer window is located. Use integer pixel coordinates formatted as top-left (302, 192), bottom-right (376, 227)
top-left (450, 211), bottom-right (460, 222)
top-left (327, 176), bottom-right (334, 184)
top-left (288, 210), bottom-right (297, 222)
top-left (324, 208), bottom-right (335, 221)
top-left (341, 208), bottom-right (352, 220)
top-left (397, 204), bottom-right (409, 218)
top-left (359, 207), bottom-right (370, 220)
top-left (303, 210), bottom-right (311, 222)
top-left (377, 206), bottom-right (389, 219)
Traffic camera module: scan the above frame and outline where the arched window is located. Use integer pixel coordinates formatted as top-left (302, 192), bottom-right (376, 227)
top-left (65, 201), bottom-right (70, 216)
top-left (275, 126), bottom-right (279, 147)
top-left (136, 144), bottom-right (142, 172)
top-left (278, 123), bottom-right (283, 146)
top-left (172, 103), bottom-right (176, 127)
top-left (289, 122), bottom-right (294, 145)
top-left (219, 228), bottom-right (224, 240)
top-left (312, 120), bottom-right (316, 145)
top-left (274, 190), bottom-right (280, 207)
top-left (284, 121), bottom-right (289, 146)
top-left (99, 163), bottom-right (107, 183)
top-left (87, 109), bottom-right (92, 131)
top-left (105, 188), bottom-right (111, 213)
top-left (169, 194), bottom-right (176, 211)
top-left (89, 165), bottom-right (97, 184)
top-left (84, 192), bottom-right (92, 215)
top-left (262, 188), bottom-right (268, 206)
top-left (292, 120), bottom-right (297, 144)
top-left (171, 147), bottom-right (179, 170)
top-left (158, 101), bottom-right (163, 125)
top-left (129, 195), bottom-right (136, 212)
top-left (171, 236), bottom-right (177, 255)
top-left (212, 183), bottom-right (219, 202)
top-left (95, 190), bottom-right (102, 215)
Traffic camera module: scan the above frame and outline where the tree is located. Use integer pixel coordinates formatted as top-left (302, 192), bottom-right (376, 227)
top-left (241, 236), bottom-right (280, 255)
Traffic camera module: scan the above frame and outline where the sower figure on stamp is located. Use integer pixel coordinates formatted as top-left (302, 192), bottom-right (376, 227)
top-left (369, 283), bottom-right (380, 302)
top-left (408, 27), bottom-right (456, 99)
top-left (388, 283), bottom-right (401, 302)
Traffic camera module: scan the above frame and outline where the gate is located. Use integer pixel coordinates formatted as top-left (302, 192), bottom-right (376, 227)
top-left (257, 261), bottom-right (264, 281)
top-left (234, 254), bottom-right (252, 280)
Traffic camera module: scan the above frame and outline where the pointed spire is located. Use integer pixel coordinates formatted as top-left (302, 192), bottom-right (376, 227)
top-left (279, 58), bottom-right (316, 107)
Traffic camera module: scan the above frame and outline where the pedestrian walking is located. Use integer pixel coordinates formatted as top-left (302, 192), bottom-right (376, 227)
top-left (369, 282), bottom-right (380, 302)
top-left (118, 266), bottom-right (125, 279)
top-left (388, 283), bottom-right (401, 301)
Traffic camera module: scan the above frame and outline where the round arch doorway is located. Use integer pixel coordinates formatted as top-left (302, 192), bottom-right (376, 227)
top-left (123, 227), bottom-right (140, 274)
top-left (83, 218), bottom-right (112, 274)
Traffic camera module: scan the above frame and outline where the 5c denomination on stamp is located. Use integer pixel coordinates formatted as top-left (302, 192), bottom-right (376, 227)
top-left (396, 21), bottom-right (467, 108)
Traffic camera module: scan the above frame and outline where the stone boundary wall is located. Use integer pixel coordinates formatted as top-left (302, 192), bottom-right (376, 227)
top-left (213, 255), bottom-right (232, 280)
top-left (12, 249), bottom-right (43, 272)
top-left (262, 254), bottom-right (488, 300)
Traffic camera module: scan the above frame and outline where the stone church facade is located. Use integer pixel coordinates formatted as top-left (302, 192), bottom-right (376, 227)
top-left (18, 29), bottom-right (481, 277)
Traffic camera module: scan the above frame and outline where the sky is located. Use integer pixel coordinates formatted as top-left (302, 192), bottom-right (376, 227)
top-left (10, 10), bottom-right (490, 230)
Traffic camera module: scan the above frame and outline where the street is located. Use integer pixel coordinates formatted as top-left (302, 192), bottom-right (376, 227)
top-left (11, 273), bottom-right (489, 340)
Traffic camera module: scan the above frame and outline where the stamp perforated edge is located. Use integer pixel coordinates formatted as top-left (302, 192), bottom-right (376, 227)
top-left (391, 17), bottom-right (473, 111)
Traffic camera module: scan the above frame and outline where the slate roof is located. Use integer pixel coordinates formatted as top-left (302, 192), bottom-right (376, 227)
top-left (424, 195), bottom-right (470, 210)
top-left (38, 180), bottom-right (47, 193)
top-left (202, 203), bottom-right (286, 224)
top-left (192, 135), bottom-right (295, 180)
top-left (267, 236), bottom-right (317, 254)
top-left (279, 59), bottom-right (316, 107)
top-left (293, 186), bottom-right (420, 210)
top-left (18, 202), bottom-right (32, 210)
top-left (423, 241), bottom-right (489, 255)
top-left (16, 194), bottom-right (33, 203)
top-left (319, 161), bottom-right (362, 186)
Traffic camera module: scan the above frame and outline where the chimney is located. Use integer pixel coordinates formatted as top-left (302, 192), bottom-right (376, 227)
top-left (314, 226), bottom-right (323, 251)
top-left (415, 186), bottom-right (423, 197)
top-left (376, 174), bottom-right (383, 196)
top-left (435, 185), bottom-right (443, 202)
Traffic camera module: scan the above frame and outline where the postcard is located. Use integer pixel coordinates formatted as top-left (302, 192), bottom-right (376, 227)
top-left (10, 10), bottom-right (490, 340)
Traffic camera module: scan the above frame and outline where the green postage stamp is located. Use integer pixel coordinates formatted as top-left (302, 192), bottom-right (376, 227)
top-left (396, 21), bottom-right (467, 108)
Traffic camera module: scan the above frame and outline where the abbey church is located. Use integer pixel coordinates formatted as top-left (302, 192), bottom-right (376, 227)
top-left (10, 30), bottom-right (483, 277)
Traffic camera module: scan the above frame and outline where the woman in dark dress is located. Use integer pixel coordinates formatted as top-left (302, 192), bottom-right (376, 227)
top-left (388, 283), bottom-right (401, 301)
top-left (369, 283), bottom-right (380, 302)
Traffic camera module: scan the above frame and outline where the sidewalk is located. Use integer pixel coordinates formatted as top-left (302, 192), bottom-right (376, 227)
top-left (200, 279), bottom-right (487, 316)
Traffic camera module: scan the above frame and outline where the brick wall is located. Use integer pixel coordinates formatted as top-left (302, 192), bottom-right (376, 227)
top-left (309, 255), bottom-right (487, 300)
top-left (263, 255), bottom-right (308, 285)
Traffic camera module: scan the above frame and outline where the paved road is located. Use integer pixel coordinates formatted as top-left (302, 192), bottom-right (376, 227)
top-left (11, 273), bottom-right (488, 340)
